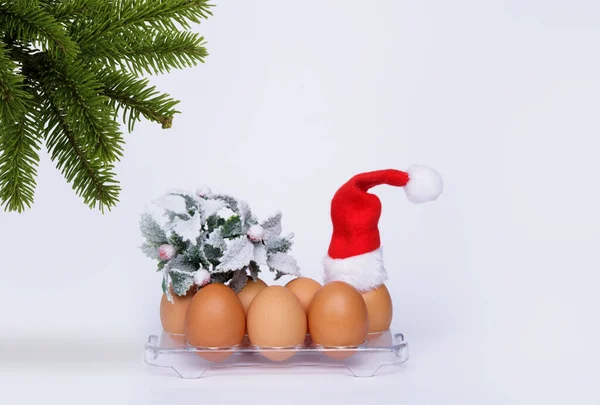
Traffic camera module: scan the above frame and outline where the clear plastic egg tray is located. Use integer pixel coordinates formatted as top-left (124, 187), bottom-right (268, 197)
top-left (144, 328), bottom-right (409, 378)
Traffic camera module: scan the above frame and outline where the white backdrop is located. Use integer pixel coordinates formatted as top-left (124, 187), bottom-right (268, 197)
top-left (1, 1), bottom-right (599, 404)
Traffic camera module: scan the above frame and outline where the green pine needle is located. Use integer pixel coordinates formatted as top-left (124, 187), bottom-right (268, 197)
top-left (39, 56), bottom-right (125, 163)
top-left (0, 42), bottom-right (32, 121)
top-left (83, 29), bottom-right (208, 76)
top-left (0, 1), bottom-right (80, 57)
top-left (99, 70), bottom-right (180, 131)
top-left (0, 0), bottom-right (213, 212)
top-left (41, 96), bottom-right (120, 212)
top-left (0, 109), bottom-right (41, 212)
top-left (74, 0), bottom-right (213, 45)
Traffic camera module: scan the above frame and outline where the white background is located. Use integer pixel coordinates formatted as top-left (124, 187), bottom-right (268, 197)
top-left (1, 0), bottom-right (599, 403)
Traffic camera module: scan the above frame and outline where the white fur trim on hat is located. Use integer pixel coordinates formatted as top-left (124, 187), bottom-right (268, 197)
top-left (323, 247), bottom-right (387, 292)
top-left (405, 165), bottom-right (443, 203)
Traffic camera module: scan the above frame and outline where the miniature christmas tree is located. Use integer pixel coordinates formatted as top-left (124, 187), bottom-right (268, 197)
top-left (140, 187), bottom-right (301, 303)
top-left (0, 0), bottom-right (212, 212)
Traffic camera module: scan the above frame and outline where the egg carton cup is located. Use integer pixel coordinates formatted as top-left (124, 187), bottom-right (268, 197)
top-left (144, 328), bottom-right (409, 378)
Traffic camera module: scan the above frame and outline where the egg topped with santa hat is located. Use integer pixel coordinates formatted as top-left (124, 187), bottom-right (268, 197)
top-left (323, 166), bottom-right (443, 333)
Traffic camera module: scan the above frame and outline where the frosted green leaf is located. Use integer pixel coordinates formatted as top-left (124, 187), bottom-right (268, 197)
top-left (167, 233), bottom-right (188, 252)
top-left (171, 211), bottom-right (201, 245)
top-left (261, 210), bottom-right (282, 240)
top-left (206, 227), bottom-right (226, 250)
top-left (154, 194), bottom-right (187, 215)
top-left (167, 191), bottom-right (199, 214)
top-left (221, 215), bottom-right (242, 238)
top-left (169, 256), bottom-right (196, 296)
top-left (206, 214), bottom-right (225, 232)
top-left (185, 244), bottom-right (210, 269)
top-left (266, 234), bottom-right (294, 253)
top-left (170, 269), bottom-right (194, 296)
top-left (267, 252), bottom-right (300, 277)
top-left (139, 213), bottom-right (167, 244)
top-left (253, 243), bottom-right (268, 266)
top-left (212, 271), bottom-right (234, 284)
top-left (162, 272), bottom-right (173, 303)
top-left (140, 242), bottom-right (160, 260)
top-left (169, 255), bottom-right (196, 272)
top-left (215, 236), bottom-right (254, 272)
top-left (229, 269), bottom-right (248, 293)
top-left (248, 261), bottom-right (261, 281)
top-left (211, 193), bottom-right (238, 212)
top-left (204, 244), bottom-right (222, 267)
top-left (199, 198), bottom-right (226, 223)
top-left (237, 200), bottom-right (255, 230)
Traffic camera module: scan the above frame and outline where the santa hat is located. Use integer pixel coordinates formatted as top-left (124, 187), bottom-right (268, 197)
top-left (323, 166), bottom-right (443, 292)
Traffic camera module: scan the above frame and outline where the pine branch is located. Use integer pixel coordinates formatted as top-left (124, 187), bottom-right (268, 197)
top-left (38, 56), bottom-right (124, 163)
top-left (0, 0), bottom-right (213, 212)
top-left (0, 1), bottom-right (79, 57)
top-left (0, 108), bottom-right (41, 212)
top-left (99, 70), bottom-right (180, 131)
top-left (82, 28), bottom-right (208, 76)
top-left (75, 0), bottom-right (212, 45)
top-left (0, 42), bottom-right (31, 122)
top-left (41, 96), bottom-right (120, 211)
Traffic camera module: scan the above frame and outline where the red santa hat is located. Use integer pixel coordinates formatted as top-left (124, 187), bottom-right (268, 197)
top-left (323, 166), bottom-right (443, 292)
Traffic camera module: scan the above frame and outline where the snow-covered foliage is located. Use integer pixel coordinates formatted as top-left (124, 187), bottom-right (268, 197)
top-left (139, 188), bottom-right (299, 301)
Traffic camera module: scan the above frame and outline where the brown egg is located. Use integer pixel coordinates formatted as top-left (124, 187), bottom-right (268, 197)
top-left (308, 281), bottom-right (368, 359)
top-left (160, 286), bottom-right (196, 342)
top-left (361, 284), bottom-right (393, 333)
top-left (238, 277), bottom-right (268, 314)
top-left (247, 286), bottom-right (307, 361)
top-left (185, 283), bottom-right (245, 362)
top-left (285, 277), bottom-right (321, 313)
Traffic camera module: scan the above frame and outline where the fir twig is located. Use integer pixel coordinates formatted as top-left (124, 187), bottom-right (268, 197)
top-left (0, 110), bottom-right (41, 212)
top-left (75, 0), bottom-right (212, 45)
top-left (0, 42), bottom-right (31, 121)
top-left (99, 70), bottom-right (180, 131)
top-left (41, 96), bottom-right (120, 211)
top-left (0, 0), bottom-right (213, 212)
top-left (38, 56), bottom-right (124, 163)
top-left (83, 28), bottom-right (208, 76)
top-left (0, 1), bottom-right (79, 57)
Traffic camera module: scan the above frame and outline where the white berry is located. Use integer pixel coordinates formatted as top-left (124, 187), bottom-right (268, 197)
top-left (195, 185), bottom-right (212, 198)
top-left (194, 269), bottom-right (211, 286)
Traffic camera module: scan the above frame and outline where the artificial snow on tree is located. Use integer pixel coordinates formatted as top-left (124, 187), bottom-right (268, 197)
top-left (0, 0), bottom-right (213, 212)
top-left (140, 188), bottom-right (301, 303)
